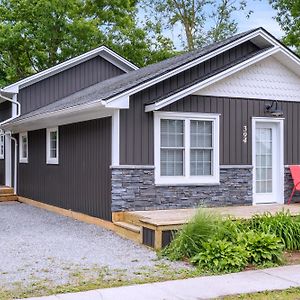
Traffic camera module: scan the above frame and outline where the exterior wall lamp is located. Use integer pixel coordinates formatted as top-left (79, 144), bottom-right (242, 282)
top-left (265, 100), bottom-right (283, 117)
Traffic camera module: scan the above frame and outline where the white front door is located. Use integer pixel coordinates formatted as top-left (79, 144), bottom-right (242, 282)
top-left (253, 120), bottom-right (284, 204)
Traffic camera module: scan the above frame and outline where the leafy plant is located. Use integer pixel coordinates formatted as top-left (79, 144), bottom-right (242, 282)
top-left (191, 239), bottom-right (248, 273)
top-left (162, 210), bottom-right (223, 260)
top-left (248, 211), bottom-right (300, 250)
top-left (238, 231), bottom-right (284, 266)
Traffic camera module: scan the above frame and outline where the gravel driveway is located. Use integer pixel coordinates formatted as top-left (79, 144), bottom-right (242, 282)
top-left (0, 202), bottom-right (191, 292)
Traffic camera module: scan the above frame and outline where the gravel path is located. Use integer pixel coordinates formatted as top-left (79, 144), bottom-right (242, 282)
top-left (0, 202), bottom-right (191, 290)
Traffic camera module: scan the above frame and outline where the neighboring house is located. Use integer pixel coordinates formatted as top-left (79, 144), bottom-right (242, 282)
top-left (0, 27), bottom-right (299, 222)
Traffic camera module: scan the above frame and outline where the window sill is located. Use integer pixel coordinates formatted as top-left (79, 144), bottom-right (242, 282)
top-left (46, 160), bottom-right (59, 165)
top-left (19, 159), bottom-right (28, 164)
top-left (155, 182), bottom-right (220, 187)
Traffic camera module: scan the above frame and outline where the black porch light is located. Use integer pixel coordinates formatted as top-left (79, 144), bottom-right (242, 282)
top-left (264, 100), bottom-right (283, 117)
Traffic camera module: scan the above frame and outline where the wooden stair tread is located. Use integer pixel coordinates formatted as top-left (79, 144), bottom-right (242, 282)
top-left (114, 221), bottom-right (141, 233)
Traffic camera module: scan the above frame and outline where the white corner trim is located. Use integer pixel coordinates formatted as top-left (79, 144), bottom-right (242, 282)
top-left (5, 134), bottom-right (11, 186)
top-left (111, 110), bottom-right (120, 166)
top-left (46, 127), bottom-right (59, 165)
top-left (3, 46), bottom-right (138, 93)
top-left (154, 111), bottom-right (220, 185)
top-left (19, 132), bottom-right (28, 163)
top-left (145, 46), bottom-right (280, 112)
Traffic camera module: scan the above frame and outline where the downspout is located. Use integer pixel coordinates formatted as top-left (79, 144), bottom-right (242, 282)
top-left (0, 90), bottom-right (21, 192)
top-left (0, 132), bottom-right (18, 194)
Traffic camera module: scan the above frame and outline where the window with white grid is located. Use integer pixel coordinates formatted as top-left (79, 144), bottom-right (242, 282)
top-left (46, 127), bottom-right (59, 164)
top-left (155, 112), bottom-right (219, 185)
top-left (19, 132), bottom-right (28, 163)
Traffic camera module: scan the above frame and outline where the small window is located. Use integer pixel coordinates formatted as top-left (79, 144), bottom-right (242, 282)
top-left (154, 112), bottom-right (220, 185)
top-left (0, 135), bottom-right (4, 159)
top-left (19, 132), bottom-right (28, 163)
top-left (46, 127), bottom-right (59, 164)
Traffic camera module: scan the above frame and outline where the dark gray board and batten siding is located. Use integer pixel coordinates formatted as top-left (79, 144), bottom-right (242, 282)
top-left (0, 101), bottom-right (12, 122)
top-left (17, 118), bottom-right (112, 220)
top-left (18, 56), bottom-right (125, 115)
top-left (0, 159), bottom-right (4, 184)
top-left (119, 41), bottom-right (263, 165)
top-left (121, 93), bottom-right (300, 166)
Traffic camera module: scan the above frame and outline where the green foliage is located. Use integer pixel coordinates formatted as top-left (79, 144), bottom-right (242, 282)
top-left (247, 211), bottom-right (300, 250)
top-left (141, 0), bottom-right (252, 50)
top-left (191, 239), bottom-right (248, 273)
top-left (269, 0), bottom-right (300, 55)
top-left (162, 210), bottom-right (223, 260)
top-left (0, 0), bottom-right (176, 85)
top-left (238, 231), bottom-right (284, 266)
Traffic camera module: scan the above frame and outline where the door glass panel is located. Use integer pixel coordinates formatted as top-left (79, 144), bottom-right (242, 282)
top-left (256, 128), bottom-right (272, 193)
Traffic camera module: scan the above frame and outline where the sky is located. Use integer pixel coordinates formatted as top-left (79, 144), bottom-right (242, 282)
top-left (147, 0), bottom-right (284, 50)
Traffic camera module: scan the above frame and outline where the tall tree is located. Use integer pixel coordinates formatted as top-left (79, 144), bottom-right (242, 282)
top-left (142, 0), bottom-right (250, 51)
top-left (269, 0), bottom-right (300, 55)
top-left (0, 0), bottom-right (175, 85)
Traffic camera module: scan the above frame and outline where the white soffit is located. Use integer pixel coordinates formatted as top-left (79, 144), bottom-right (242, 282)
top-left (195, 56), bottom-right (300, 102)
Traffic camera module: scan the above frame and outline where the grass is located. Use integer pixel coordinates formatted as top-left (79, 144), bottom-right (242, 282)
top-left (0, 264), bottom-right (203, 300)
top-left (223, 287), bottom-right (300, 299)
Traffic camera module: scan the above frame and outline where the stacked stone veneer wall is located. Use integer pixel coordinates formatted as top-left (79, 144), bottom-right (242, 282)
top-left (111, 166), bottom-right (253, 212)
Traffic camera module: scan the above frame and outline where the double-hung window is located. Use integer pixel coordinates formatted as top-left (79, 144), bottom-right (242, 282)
top-left (46, 127), bottom-right (59, 164)
top-left (0, 135), bottom-right (4, 159)
top-left (154, 112), bottom-right (220, 185)
top-left (19, 132), bottom-right (28, 163)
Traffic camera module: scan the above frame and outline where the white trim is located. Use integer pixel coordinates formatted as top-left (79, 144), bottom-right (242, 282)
top-left (0, 135), bottom-right (4, 159)
top-left (46, 127), bottom-right (59, 165)
top-left (110, 165), bottom-right (155, 169)
top-left (145, 46), bottom-right (280, 112)
top-left (5, 134), bottom-right (11, 186)
top-left (252, 118), bottom-right (284, 205)
top-left (111, 110), bottom-right (120, 166)
top-left (19, 132), bottom-right (28, 163)
top-left (154, 111), bottom-right (220, 185)
top-left (3, 46), bottom-right (138, 93)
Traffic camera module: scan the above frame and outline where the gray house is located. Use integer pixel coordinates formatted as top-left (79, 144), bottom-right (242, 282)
top-left (0, 27), bottom-right (299, 224)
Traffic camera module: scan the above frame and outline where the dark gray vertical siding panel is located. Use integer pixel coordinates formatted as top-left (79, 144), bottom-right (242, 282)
top-left (0, 159), bottom-right (5, 184)
top-left (120, 42), bottom-right (261, 165)
top-left (18, 56), bottom-right (125, 115)
top-left (0, 101), bottom-right (12, 122)
top-left (18, 118), bottom-right (112, 220)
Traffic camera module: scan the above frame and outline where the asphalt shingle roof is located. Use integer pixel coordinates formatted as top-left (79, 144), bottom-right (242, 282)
top-left (12, 28), bottom-right (262, 123)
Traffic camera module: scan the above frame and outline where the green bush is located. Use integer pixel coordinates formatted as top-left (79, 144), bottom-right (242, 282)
top-left (248, 211), bottom-right (300, 250)
top-left (191, 239), bottom-right (248, 273)
top-left (162, 210), bottom-right (223, 260)
top-left (238, 231), bottom-right (284, 266)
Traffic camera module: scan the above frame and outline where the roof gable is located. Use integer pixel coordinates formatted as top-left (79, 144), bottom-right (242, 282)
top-left (196, 56), bottom-right (300, 102)
top-left (3, 46), bottom-right (138, 93)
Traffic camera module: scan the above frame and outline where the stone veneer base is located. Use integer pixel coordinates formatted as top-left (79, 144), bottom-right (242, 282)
top-left (111, 166), bottom-right (253, 212)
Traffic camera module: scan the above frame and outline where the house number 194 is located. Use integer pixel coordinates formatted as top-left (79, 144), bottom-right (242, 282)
top-left (243, 125), bottom-right (247, 144)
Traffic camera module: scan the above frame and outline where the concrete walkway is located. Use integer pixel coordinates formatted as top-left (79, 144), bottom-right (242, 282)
top-left (22, 265), bottom-right (300, 300)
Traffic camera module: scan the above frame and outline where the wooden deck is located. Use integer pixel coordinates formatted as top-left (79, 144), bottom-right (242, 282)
top-left (113, 203), bottom-right (300, 249)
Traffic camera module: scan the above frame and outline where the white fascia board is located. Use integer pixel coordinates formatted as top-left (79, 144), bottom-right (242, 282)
top-left (104, 95), bottom-right (129, 109)
top-left (3, 46), bottom-right (138, 93)
top-left (104, 29), bottom-right (270, 106)
top-left (145, 46), bottom-right (280, 112)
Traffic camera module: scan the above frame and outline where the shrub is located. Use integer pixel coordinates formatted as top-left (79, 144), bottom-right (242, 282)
top-left (238, 231), bottom-right (284, 266)
top-left (248, 211), bottom-right (300, 250)
top-left (162, 210), bottom-right (223, 260)
top-left (191, 239), bottom-right (248, 273)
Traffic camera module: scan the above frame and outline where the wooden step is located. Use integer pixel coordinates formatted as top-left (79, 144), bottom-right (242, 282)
top-left (0, 187), bottom-right (14, 195)
top-left (122, 212), bottom-right (145, 226)
top-left (0, 194), bottom-right (18, 202)
top-left (114, 221), bottom-right (141, 233)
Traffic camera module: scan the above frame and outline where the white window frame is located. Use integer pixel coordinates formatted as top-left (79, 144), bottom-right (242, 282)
top-left (154, 111), bottom-right (220, 185)
top-left (19, 132), bottom-right (28, 163)
top-left (46, 127), bottom-right (59, 165)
